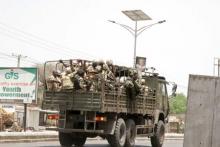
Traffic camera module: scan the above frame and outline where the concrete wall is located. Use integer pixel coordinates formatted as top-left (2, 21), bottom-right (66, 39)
top-left (184, 75), bottom-right (220, 147)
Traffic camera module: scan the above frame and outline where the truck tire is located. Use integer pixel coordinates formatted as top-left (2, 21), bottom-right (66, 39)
top-left (125, 119), bottom-right (136, 147)
top-left (72, 134), bottom-right (87, 147)
top-left (150, 120), bottom-right (165, 147)
top-left (107, 118), bottom-right (126, 147)
top-left (59, 132), bottom-right (74, 147)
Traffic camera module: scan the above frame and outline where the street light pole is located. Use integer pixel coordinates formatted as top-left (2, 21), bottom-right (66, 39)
top-left (109, 10), bottom-right (166, 68)
top-left (133, 21), bottom-right (138, 68)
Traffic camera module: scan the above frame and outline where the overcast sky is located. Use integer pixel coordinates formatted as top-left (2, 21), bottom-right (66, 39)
top-left (0, 0), bottom-right (220, 94)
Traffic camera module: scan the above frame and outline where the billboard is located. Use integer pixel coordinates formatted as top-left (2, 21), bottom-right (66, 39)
top-left (0, 68), bottom-right (38, 102)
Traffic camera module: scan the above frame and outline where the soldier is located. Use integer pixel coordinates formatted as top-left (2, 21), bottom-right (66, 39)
top-left (132, 70), bottom-right (141, 96)
top-left (124, 69), bottom-right (142, 113)
top-left (102, 63), bottom-right (114, 90)
top-left (61, 68), bottom-right (74, 90)
top-left (96, 60), bottom-right (104, 73)
top-left (106, 60), bottom-right (115, 73)
top-left (94, 60), bottom-right (104, 91)
top-left (73, 68), bottom-right (86, 90)
top-left (124, 69), bottom-right (135, 99)
top-left (140, 79), bottom-right (149, 96)
top-left (47, 70), bottom-right (62, 91)
top-left (59, 59), bottom-right (70, 69)
top-left (85, 62), bottom-right (98, 91)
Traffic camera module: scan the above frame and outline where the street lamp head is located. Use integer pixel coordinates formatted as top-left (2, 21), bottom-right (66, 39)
top-left (158, 20), bottom-right (166, 24)
top-left (108, 20), bottom-right (116, 23)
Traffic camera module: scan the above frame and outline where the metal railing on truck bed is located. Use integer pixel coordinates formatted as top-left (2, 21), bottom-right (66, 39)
top-left (42, 89), bottom-right (156, 115)
top-left (43, 90), bottom-right (102, 111)
top-left (103, 90), bottom-right (156, 115)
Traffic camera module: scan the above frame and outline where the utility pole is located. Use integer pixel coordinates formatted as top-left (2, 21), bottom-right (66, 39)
top-left (213, 57), bottom-right (220, 77)
top-left (12, 53), bottom-right (27, 67)
top-left (12, 53), bottom-right (27, 132)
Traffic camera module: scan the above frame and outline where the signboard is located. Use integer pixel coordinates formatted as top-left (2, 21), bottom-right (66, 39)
top-left (0, 104), bottom-right (15, 113)
top-left (136, 56), bottom-right (146, 78)
top-left (0, 68), bottom-right (38, 103)
top-left (23, 97), bottom-right (33, 104)
top-left (135, 56), bottom-right (146, 71)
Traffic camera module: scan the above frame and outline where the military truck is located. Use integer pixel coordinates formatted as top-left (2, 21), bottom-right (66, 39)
top-left (42, 59), bottom-right (175, 147)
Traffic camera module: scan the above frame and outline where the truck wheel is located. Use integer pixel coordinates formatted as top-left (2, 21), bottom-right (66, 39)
top-left (150, 120), bottom-right (165, 147)
top-left (59, 132), bottom-right (74, 147)
top-left (107, 118), bottom-right (126, 147)
top-left (125, 119), bottom-right (136, 147)
top-left (72, 133), bottom-right (87, 147)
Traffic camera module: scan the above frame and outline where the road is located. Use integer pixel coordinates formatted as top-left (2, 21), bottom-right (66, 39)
top-left (0, 139), bottom-right (183, 147)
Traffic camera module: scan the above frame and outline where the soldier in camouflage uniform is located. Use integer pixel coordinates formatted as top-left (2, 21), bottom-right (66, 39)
top-left (84, 62), bottom-right (98, 91)
top-left (47, 70), bottom-right (62, 91)
top-left (102, 62), bottom-right (115, 90)
top-left (140, 79), bottom-right (149, 96)
top-left (61, 68), bottom-right (74, 90)
top-left (73, 68), bottom-right (86, 90)
top-left (124, 69), bottom-right (141, 113)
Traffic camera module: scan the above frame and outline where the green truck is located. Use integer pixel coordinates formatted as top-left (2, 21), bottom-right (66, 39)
top-left (42, 60), bottom-right (175, 147)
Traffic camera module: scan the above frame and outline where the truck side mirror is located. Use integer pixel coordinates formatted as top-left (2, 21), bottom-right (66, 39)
top-left (171, 83), bottom-right (177, 97)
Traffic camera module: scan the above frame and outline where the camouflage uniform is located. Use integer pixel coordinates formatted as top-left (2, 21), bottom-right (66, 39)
top-left (124, 69), bottom-right (142, 113)
top-left (140, 79), bottom-right (149, 96)
top-left (61, 69), bottom-right (74, 90)
top-left (73, 69), bottom-right (86, 90)
top-left (47, 71), bottom-right (62, 91)
top-left (102, 63), bottom-right (114, 90)
top-left (86, 64), bottom-right (98, 91)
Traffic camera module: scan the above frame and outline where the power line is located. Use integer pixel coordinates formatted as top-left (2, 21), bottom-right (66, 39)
top-left (0, 29), bottom-right (75, 58)
top-left (0, 21), bottom-right (97, 59)
top-left (0, 51), bottom-right (40, 65)
top-left (0, 21), bottom-right (131, 65)
top-left (0, 55), bottom-right (17, 62)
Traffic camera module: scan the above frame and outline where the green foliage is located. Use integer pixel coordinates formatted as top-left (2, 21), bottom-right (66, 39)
top-left (169, 93), bottom-right (187, 114)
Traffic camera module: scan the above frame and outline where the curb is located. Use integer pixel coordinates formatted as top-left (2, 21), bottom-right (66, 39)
top-left (0, 132), bottom-right (184, 143)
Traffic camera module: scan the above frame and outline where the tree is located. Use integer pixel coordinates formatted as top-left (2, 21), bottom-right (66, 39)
top-left (169, 93), bottom-right (187, 114)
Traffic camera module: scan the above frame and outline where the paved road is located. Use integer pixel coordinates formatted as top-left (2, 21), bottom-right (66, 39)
top-left (0, 139), bottom-right (183, 147)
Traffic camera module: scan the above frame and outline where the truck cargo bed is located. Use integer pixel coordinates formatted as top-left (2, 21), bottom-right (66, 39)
top-left (42, 89), bottom-right (156, 115)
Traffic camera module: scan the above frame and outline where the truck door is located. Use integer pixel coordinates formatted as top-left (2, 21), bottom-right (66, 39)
top-left (158, 82), bottom-right (169, 116)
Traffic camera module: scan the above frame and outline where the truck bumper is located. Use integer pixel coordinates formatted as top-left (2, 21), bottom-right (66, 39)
top-left (46, 127), bottom-right (104, 134)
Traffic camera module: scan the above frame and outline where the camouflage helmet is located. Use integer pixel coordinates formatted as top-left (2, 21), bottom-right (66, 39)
top-left (65, 67), bottom-right (72, 74)
top-left (103, 64), bottom-right (109, 70)
top-left (128, 69), bottom-right (134, 76)
top-left (141, 79), bottom-right (145, 84)
top-left (106, 60), bottom-right (113, 65)
top-left (98, 59), bottom-right (104, 65)
top-left (52, 70), bottom-right (61, 76)
top-left (87, 66), bottom-right (94, 72)
top-left (92, 61), bottom-right (98, 68)
top-left (77, 69), bottom-right (85, 77)
top-left (96, 65), bottom-right (102, 72)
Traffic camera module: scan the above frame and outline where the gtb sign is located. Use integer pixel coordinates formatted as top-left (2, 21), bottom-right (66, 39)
top-left (0, 68), bottom-right (38, 102)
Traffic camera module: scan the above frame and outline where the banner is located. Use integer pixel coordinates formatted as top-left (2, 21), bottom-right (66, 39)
top-left (0, 68), bottom-right (38, 101)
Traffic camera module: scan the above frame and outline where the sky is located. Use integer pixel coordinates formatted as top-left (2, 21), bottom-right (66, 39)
top-left (0, 0), bottom-right (220, 94)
